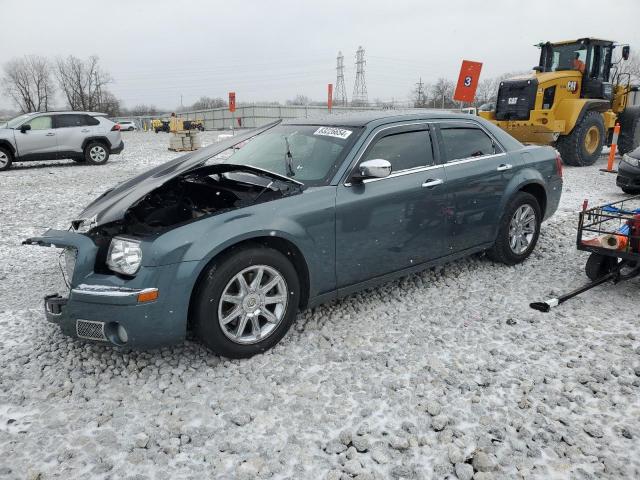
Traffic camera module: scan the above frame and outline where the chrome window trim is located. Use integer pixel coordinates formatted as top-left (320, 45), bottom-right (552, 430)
top-left (343, 121), bottom-right (434, 187)
top-left (444, 152), bottom-right (507, 168)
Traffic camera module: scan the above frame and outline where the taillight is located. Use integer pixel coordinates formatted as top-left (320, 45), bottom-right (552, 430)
top-left (555, 151), bottom-right (563, 178)
top-left (111, 124), bottom-right (121, 131)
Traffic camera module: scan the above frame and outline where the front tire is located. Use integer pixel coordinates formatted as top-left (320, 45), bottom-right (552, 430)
top-left (488, 192), bottom-right (541, 265)
top-left (0, 147), bottom-right (13, 171)
top-left (621, 186), bottom-right (640, 195)
top-left (556, 111), bottom-right (605, 166)
top-left (84, 141), bottom-right (110, 165)
top-left (193, 246), bottom-right (300, 358)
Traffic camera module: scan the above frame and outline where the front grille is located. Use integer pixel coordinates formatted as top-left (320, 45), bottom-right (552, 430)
top-left (76, 320), bottom-right (107, 340)
top-left (496, 78), bottom-right (538, 121)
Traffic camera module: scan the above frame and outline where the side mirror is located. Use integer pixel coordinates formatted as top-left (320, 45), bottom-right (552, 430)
top-left (532, 66), bottom-right (543, 72)
top-left (622, 45), bottom-right (630, 61)
top-left (20, 124), bottom-right (31, 133)
top-left (353, 159), bottom-right (392, 182)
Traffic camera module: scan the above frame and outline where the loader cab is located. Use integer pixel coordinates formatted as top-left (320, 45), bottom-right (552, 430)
top-left (538, 38), bottom-right (615, 100)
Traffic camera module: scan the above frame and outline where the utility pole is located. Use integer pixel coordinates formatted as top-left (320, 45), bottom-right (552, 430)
top-left (334, 51), bottom-right (348, 107)
top-left (352, 46), bottom-right (368, 106)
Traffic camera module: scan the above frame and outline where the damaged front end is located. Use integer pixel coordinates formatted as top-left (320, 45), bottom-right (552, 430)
top-left (22, 121), bottom-right (304, 348)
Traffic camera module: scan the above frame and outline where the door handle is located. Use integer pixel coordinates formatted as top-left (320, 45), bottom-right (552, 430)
top-left (46, 133), bottom-right (55, 136)
top-left (421, 178), bottom-right (444, 188)
top-left (81, 129), bottom-right (90, 133)
top-left (496, 163), bottom-right (512, 171)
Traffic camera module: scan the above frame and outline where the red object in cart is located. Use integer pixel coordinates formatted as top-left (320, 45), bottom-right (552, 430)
top-left (629, 214), bottom-right (640, 252)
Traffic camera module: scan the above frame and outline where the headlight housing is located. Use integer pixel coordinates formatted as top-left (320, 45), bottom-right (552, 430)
top-left (107, 237), bottom-right (142, 275)
top-left (622, 154), bottom-right (640, 168)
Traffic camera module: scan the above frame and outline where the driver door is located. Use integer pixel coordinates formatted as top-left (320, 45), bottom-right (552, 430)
top-left (335, 123), bottom-right (450, 288)
top-left (14, 115), bottom-right (58, 159)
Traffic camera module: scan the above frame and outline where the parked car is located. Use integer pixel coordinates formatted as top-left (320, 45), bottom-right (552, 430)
top-left (25, 112), bottom-right (562, 357)
top-left (616, 146), bottom-right (640, 194)
top-left (118, 120), bottom-right (137, 131)
top-left (0, 111), bottom-right (124, 171)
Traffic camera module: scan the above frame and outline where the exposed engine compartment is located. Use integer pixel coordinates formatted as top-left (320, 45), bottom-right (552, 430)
top-left (121, 165), bottom-right (302, 235)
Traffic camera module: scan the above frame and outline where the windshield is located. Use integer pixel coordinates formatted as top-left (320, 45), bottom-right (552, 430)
top-left (222, 124), bottom-right (360, 186)
top-left (5, 113), bottom-right (35, 129)
top-left (540, 42), bottom-right (588, 73)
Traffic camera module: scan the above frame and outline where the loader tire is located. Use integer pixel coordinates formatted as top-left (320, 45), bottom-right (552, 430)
top-left (617, 106), bottom-right (640, 156)
top-left (556, 111), bottom-right (605, 167)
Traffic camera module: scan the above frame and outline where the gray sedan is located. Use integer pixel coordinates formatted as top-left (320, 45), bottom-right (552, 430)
top-left (25, 111), bottom-right (563, 358)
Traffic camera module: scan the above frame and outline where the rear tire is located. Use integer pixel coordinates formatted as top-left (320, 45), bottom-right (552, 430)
top-left (617, 106), bottom-right (640, 156)
top-left (193, 246), bottom-right (300, 358)
top-left (487, 192), bottom-right (541, 265)
top-left (84, 141), bottom-right (110, 165)
top-left (556, 111), bottom-right (605, 166)
top-left (585, 253), bottom-right (618, 281)
top-left (0, 147), bottom-right (13, 171)
top-left (621, 186), bottom-right (640, 195)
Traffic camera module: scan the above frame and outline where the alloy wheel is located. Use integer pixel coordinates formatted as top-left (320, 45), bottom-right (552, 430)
top-left (90, 146), bottom-right (107, 163)
top-left (0, 151), bottom-right (9, 168)
top-left (217, 265), bottom-right (288, 345)
top-left (509, 204), bottom-right (537, 254)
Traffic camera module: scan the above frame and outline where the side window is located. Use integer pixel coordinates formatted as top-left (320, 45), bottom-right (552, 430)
top-left (363, 130), bottom-right (433, 172)
top-left (25, 116), bottom-right (52, 130)
top-left (440, 127), bottom-right (495, 162)
top-left (56, 114), bottom-right (88, 128)
top-left (85, 115), bottom-right (99, 126)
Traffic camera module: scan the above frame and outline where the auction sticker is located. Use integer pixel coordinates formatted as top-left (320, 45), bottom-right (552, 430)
top-left (314, 127), bottom-right (352, 139)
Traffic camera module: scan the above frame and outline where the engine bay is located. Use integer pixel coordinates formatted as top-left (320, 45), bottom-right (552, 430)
top-left (122, 165), bottom-right (302, 235)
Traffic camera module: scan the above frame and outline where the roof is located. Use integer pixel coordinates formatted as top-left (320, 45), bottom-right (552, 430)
top-left (282, 109), bottom-right (472, 127)
top-left (544, 38), bottom-right (615, 46)
top-left (23, 111), bottom-right (108, 116)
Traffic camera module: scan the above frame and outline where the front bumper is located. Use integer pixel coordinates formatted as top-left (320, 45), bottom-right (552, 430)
top-left (26, 229), bottom-right (196, 349)
top-left (617, 161), bottom-right (640, 191)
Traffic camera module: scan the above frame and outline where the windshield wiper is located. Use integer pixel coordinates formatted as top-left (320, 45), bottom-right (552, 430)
top-left (283, 136), bottom-right (295, 177)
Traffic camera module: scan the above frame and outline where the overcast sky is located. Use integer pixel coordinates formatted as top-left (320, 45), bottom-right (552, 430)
top-left (1, 0), bottom-right (639, 111)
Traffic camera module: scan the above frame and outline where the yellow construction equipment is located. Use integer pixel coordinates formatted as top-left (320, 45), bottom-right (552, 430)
top-left (480, 38), bottom-right (639, 166)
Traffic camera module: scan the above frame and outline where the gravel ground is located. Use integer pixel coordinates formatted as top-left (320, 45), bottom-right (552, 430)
top-left (0, 131), bottom-right (639, 480)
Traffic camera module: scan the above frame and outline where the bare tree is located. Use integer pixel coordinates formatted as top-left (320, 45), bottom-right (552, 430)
top-left (100, 92), bottom-right (121, 117)
top-left (127, 104), bottom-right (158, 116)
top-left (619, 52), bottom-right (640, 83)
top-left (430, 78), bottom-right (455, 109)
top-left (191, 96), bottom-right (227, 110)
top-left (286, 94), bottom-right (310, 106)
top-left (1, 55), bottom-right (55, 113)
top-left (56, 55), bottom-right (114, 111)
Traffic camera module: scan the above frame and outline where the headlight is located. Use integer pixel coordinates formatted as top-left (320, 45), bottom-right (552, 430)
top-left (107, 237), bottom-right (142, 275)
top-left (622, 154), bottom-right (640, 168)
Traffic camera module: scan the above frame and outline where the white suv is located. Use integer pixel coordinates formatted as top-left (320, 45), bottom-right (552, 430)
top-left (118, 120), bottom-right (137, 131)
top-left (0, 111), bottom-right (124, 171)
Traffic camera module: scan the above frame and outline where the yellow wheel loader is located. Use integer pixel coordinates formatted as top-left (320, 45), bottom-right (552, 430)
top-left (479, 38), bottom-right (640, 166)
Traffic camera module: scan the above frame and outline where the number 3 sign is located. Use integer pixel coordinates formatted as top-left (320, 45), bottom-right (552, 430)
top-left (454, 60), bottom-right (483, 103)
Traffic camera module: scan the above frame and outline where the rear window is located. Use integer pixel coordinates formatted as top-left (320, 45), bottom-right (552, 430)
top-left (440, 126), bottom-right (495, 162)
top-left (56, 114), bottom-right (90, 128)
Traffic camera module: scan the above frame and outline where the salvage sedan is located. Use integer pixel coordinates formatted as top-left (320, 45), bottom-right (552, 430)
top-left (25, 112), bottom-right (563, 358)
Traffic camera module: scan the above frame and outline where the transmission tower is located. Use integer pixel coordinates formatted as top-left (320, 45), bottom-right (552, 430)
top-left (415, 78), bottom-right (426, 107)
top-left (334, 51), bottom-right (348, 106)
top-left (352, 46), bottom-right (368, 106)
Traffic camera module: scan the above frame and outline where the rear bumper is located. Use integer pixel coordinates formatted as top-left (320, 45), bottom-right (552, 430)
top-left (110, 140), bottom-right (124, 155)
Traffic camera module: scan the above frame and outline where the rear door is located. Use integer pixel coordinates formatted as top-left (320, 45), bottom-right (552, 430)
top-left (14, 115), bottom-right (57, 159)
top-left (54, 114), bottom-right (96, 155)
top-left (335, 123), bottom-right (450, 287)
top-left (436, 121), bottom-right (520, 252)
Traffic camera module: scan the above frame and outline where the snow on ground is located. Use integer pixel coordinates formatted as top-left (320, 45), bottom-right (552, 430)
top-left (0, 131), bottom-right (639, 480)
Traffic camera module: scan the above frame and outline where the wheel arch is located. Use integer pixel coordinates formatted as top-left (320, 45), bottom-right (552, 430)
top-left (186, 235), bottom-right (311, 329)
top-left (0, 140), bottom-right (16, 156)
top-left (81, 136), bottom-right (112, 151)
top-left (556, 98), bottom-right (609, 135)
